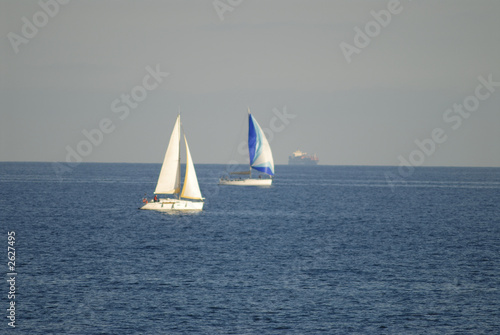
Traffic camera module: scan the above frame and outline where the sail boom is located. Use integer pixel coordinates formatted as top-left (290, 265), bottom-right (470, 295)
top-left (230, 171), bottom-right (251, 175)
top-left (154, 188), bottom-right (180, 195)
top-left (181, 196), bottom-right (205, 200)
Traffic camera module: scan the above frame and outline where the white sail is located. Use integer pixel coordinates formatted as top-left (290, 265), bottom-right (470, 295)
top-left (180, 135), bottom-right (203, 200)
top-left (154, 115), bottom-right (181, 194)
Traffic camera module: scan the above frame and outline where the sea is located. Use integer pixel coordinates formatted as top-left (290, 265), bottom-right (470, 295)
top-left (1, 162), bottom-right (499, 334)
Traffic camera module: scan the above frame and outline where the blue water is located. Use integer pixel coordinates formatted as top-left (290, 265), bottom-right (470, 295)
top-left (1, 162), bottom-right (499, 334)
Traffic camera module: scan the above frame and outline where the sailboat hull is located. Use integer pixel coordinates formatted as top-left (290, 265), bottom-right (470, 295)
top-left (219, 178), bottom-right (272, 186)
top-left (140, 199), bottom-right (204, 211)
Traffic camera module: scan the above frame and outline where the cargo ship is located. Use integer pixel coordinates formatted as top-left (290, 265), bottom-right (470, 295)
top-left (288, 150), bottom-right (319, 165)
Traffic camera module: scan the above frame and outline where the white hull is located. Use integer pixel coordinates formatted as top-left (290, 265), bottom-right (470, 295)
top-left (219, 178), bottom-right (272, 186)
top-left (140, 198), bottom-right (204, 211)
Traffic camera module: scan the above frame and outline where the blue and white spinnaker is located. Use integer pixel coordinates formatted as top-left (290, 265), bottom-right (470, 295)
top-left (248, 113), bottom-right (274, 176)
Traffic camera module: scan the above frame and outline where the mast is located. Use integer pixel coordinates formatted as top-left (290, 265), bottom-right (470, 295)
top-left (247, 107), bottom-right (252, 179)
top-left (177, 110), bottom-right (181, 199)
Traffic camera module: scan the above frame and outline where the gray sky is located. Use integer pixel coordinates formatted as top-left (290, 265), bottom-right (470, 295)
top-left (1, 0), bottom-right (499, 166)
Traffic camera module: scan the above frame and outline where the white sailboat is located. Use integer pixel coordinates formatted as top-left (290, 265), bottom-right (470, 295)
top-left (219, 109), bottom-right (274, 186)
top-left (141, 114), bottom-right (204, 211)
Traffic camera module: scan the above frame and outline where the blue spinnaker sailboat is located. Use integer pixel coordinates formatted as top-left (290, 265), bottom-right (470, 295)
top-left (219, 109), bottom-right (274, 186)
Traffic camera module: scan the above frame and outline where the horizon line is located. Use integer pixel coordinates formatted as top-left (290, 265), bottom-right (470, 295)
top-left (1, 160), bottom-right (500, 169)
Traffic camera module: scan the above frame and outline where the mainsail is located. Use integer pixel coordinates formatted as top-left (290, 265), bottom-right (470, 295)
top-left (248, 113), bottom-right (274, 176)
top-left (154, 115), bottom-right (181, 194)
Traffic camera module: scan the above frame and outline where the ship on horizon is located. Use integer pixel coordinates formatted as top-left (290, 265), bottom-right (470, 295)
top-left (288, 150), bottom-right (319, 165)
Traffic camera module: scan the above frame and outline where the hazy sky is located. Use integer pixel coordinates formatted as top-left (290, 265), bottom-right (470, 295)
top-left (1, 0), bottom-right (499, 166)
